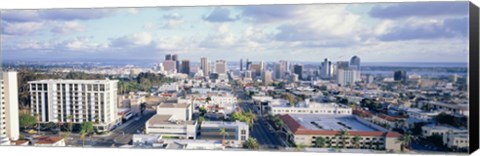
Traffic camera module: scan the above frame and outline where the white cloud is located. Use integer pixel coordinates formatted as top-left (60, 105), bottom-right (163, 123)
top-left (110, 32), bottom-right (153, 47)
top-left (2, 22), bottom-right (45, 35)
top-left (51, 21), bottom-right (84, 34)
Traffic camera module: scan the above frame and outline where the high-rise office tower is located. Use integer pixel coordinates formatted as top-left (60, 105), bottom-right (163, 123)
top-left (337, 69), bottom-right (361, 86)
top-left (200, 57), bottom-right (210, 77)
top-left (293, 64), bottom-right (303, 80)
top-left (246, 59), bottom-right (252, 70)
top-left (163, 60), bottom-right (177, 73)
top-left (336, 61), bottom-right (350, 70)
top-left (215, 60), bottom-right (228, 74)
top-left (240, 59), bottom-right (243, 71)
top-left (350, 56), bottom-right (361, 70)
top-left (29, 79), bottom-right (119, 131)
top-left (279, 60), bottom-right (289, 73)
top-left (274, 62), bottom-right (286, 80)
top-left (320, 58), bottom-right (334, 79)
top-left (394, 70), bottom-right (407, 82)
top-left (181, 60), bottom-right (190, 75)
top-left (0, 71), bottom-right (20, 143)
top-left (262, 70), bottom-right (273, 85)
top-left (172, 54), bottom-right (180, 72)
top-left (250, 63), bottom-right (262, 77)
top-left (165, 54), bottom-right (172, 61)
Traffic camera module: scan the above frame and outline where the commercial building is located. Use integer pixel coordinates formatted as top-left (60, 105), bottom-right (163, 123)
top-left (421, 124), bottom-right (469, 150)
top-left (200, 57), bottom-right (210, 77)
top-left (33, 136), bottom-right (66, 147)
top-left (350, 56), bottom-right (361, 70)
top-left (199, 121), bottom-right (249, 148)
top-left (320, 58), bottom-right (334, 79)
top-left (163, 60), bottom-right (177, 73)
top-left (181, 60), bottom-right (191, 74)
top-left (293, 64), bottom-right (304, 80)
top-left (0, 71), bottom-right (20, 143)
top-left (262, 70), bottom-right (273, 85)
top-left (145, 103), bottom-right (197, 139)
top-left (336, 69), bottom-right (361, 86)
top-left (393, 70), bottom-right (407, 82)
top-left (215, 60), bottom-right (228, 74)
top-left (270, 101), bottom-right (352, 116)
top-left (279, 114), bottom-right (402, 152)
top-left (28, 79), bottom-right (120, 131)
top-left (132, 134), bottom-right (225, 150)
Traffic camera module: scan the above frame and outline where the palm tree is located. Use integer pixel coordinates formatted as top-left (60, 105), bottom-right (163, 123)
top-left (314, 137), bottom-right (326, 148)
top-left (219, 128), bottom-right (229, 145)
top-left (243, 138), bottom-right (260, 150)
top-left (351, 136), bottom-right (361, 149)
top-left (336, 130), bottom-right (349, 148)
top-left (80, 122), bottom-right (94, 147)
top-left (244, 110), bottom-right (256, 129)
top-left (397, 134), bottom-right (413, 152)
top-left (198, 116), bottom-right (205, 125)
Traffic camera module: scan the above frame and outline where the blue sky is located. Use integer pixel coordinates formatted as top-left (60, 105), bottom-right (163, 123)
top-left (0, 2), bottom-right (470, 63)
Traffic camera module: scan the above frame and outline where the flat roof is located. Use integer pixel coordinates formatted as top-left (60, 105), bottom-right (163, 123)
top-left (201, 121), bottom-right (248, 127)
top-left (279, 114), bottom-right (401, 137)
top-left (158, 103), bottom-right (190, 108)
top-left (28, 79), bottom-right (117, 84)
top-left (290, 114), bottom-right (378, 131)
top-left (148, 115), bottom-right (195, 125)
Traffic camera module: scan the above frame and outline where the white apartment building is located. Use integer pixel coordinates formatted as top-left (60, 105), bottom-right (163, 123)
top-left (199, 121), bottom-right (249, 148)
top-left (270, 100), bottom-right (352, 116)
top-left (145, 103), bottom-right (197, 139)
top-left (336, 69), bottom-right (361, 86)
top-left (158, 83), bottom-right (179, 93)
top-left (0, 71), bottom-right (20, 143)
top-left (29, 79), bottom-right (120, 131)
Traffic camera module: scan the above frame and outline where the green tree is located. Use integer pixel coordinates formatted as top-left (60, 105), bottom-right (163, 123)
top-left (314, 137), bottom-right (326, 148)
top-left (199, 107), bottom-right (207, 116)
top-left (197, 116), bottom-right (205, 125)
top-left (80, 122), bottom-right (94, 146)
top-left (243, 138), bottom-right (260, 150)
top-left (397, 133), bottom-right (413, 152)
top-left (351, 136), bottom-right (361, 148)
top-left (336, 130), bottom-right (349, 148)
top-left (19, 114), bottom-right (38, 129)
top-left (44, 122), bottom-right (57, 131)
top-left (219, 128), bottom-right (229, 145)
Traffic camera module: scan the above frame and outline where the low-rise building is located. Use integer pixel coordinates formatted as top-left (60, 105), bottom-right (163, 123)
top-left (33, 136), bottom-right (66, 147)
top-left (145, 103), bottom-right (197, 139)
top-left (199, 121), bottom-right (249, 148)
top-left (270, 100), bottom-right (352, 116)
top-left (279, 114), bottom-right (402, 152)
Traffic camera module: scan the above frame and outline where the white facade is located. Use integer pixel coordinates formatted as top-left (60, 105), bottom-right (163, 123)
top-left (215, 60), bottom-right (227, 74)
top-left (200, 121), bottom-right (249, 148)
top-left (156, 103), bottom-right (193, 121)
top-left (336, 69), bottom-right (361, 86)
top-left (0, 71), bottom-right (20, 141)
top-left (201, 57), bottom-right (210, 77)
top-left (270, 101), bottom-right (352, 115)
top-left (146, 103), bottom-right (197, 139)
top-left (158, 83), bottom-right (179, 92)
top-left (29, 79), bottom-right (119, 131)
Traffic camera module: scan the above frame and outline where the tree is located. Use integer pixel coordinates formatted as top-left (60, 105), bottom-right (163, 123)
top-left (219, 128), bottom-right (229, 145)
top-left (199, 107), bottom-right (207, 116)
top-left (351, 136), bottom-right (361, 148)
top-left (336, 130), bottom-right (349, 148)
top-left (285, 94), bottom-right (296, 106)
top-left (243, 138), bottom-right (260, 150)
top-left (19, 114), bottom-right (38, 129)
top-left (397, 133), bottom-right (413, 152)
top-left (80, 122), bottom-right (94, 146)
top-left (44, 122), bottom-right (57, 131)
top-left (314, 137), bottom-right (326, 148)
top-left (206, 97), bottom-right (212, 103)
top-left (198, 116), bottom-right (205, 125)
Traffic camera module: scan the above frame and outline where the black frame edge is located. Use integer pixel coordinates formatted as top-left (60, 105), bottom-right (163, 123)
top-left (469, 1), bottom-right (480, 155)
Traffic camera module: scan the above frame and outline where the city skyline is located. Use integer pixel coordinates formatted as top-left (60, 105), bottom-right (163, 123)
top-left (0, 2), bottom-right (470, 63)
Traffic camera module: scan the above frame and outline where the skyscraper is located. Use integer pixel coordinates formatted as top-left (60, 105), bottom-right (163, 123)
top-left (200, 57), bottom-right (210, 77)
top-left (262, 70), bottom-right (273, 85)
top-left (336, 61), bottom-right (350, 70)
top-left (0, 71), bottom-right (20, 143)
top-left (337, 69), bottom-right (361, 86)
top-left (394, 70), bottom-right (407, 82)
top-left (250, 63), bottom-right (262, 77)
top-left (293, 64), bottom-right (303, 80)
top-left (172, 54), bottom-right (180, 72)
top-left (240, 59), bottom-right (243, 71)
top-left (350, 56), bottom-right (361, 70)
top-left (274, 62), bottom-right (283, 80)
top-left (165, 54), bottom-right (172, 61)
top-left (320, 58), bottom-right (333, 79)
top-left (181, 60), bottom-right (190, 75)
top-left (246, 59), bottom-right (252, 70)
top-left (215, 60), bottom-right (228, 74)
top-left (163, 60), bottom-right (177, 73)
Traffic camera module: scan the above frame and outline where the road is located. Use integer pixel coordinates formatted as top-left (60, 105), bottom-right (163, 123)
top-left (86, 110), bottom-right (156, 147)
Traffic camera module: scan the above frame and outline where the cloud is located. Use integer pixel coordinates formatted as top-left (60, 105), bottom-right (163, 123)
top-left (50, 21), bottom-right (84, 34)
top-left (1, 9), bottom-right (115, 23)
top-left (110, 32), bottom-right (153, 47)
top-left (369, 2), bottom-right (468, 19)
top-left (376, 17), bottom-right (468, 41)
top-left (1, 22), bottom-right (45, 35)
top-left (239, 5), bottom-right (303, 23)
top-left (203, 8), bottom-right (238, 23)
top-left (160, 12), bottom-right (184, 29)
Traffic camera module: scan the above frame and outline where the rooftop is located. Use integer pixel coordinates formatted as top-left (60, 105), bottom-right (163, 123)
top-left (148, 115), bottom-right (195, 125)
top-left (28, 79), bottom-right (117, 84)
top-left (34, 136), bottom-right (64, 144)
top-left (279, 114), bottom-right (401, 138)
top-left (158, 103), bottom-right (190, 108)
top-left (201, 121), bottom-right (248, 127)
